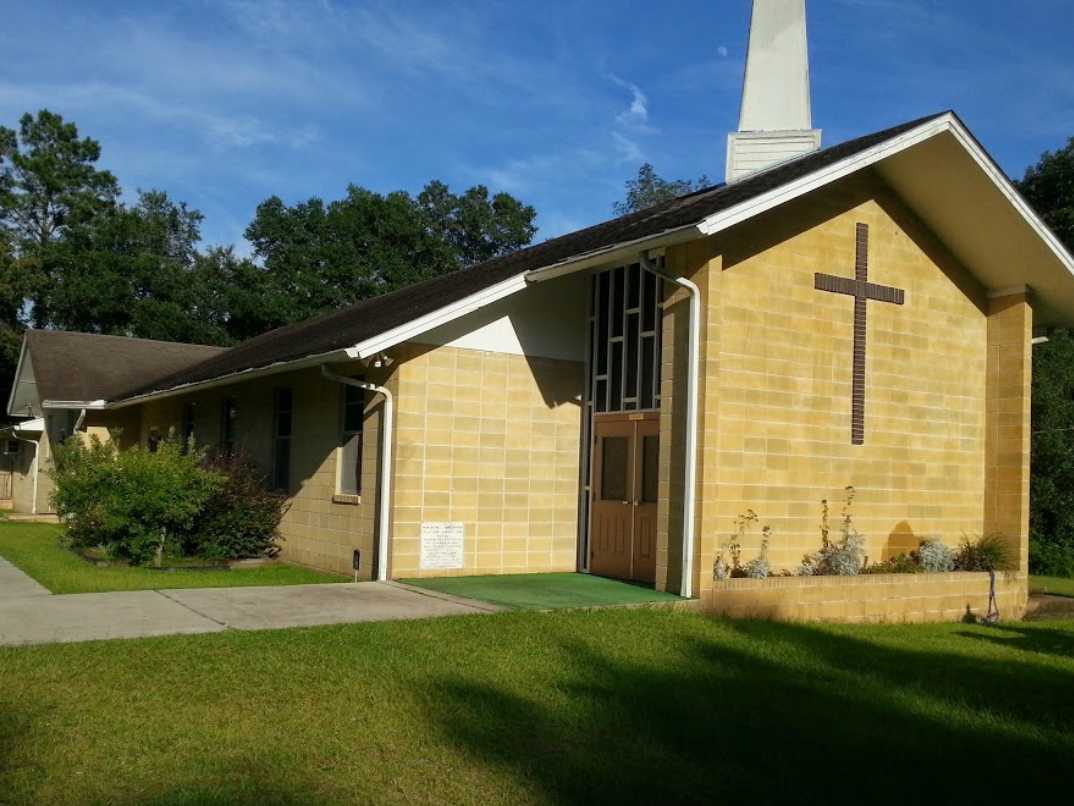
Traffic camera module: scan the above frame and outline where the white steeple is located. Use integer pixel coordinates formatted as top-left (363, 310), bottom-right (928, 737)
top-left (726, 0), bottom-right (822, 182)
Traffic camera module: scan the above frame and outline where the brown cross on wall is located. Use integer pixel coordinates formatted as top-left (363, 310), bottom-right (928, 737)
top-left (814, 223), bottom-right (905, 445)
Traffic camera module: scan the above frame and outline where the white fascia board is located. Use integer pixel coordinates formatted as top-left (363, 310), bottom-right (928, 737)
top-left (349, 273), bottom-right (530, 358)
top-left (5, 337), bottom-right (28, 417)
top-left (354, 224), bottom-right (703, 357)
top-left (525, 225), bottom-right (700, 284)
top-left (42, 400), bottom-right (107, 410)
top-left (698, 112), bottom-right (1074, 280)
top-left (698, 114), bottom-right (956, 237)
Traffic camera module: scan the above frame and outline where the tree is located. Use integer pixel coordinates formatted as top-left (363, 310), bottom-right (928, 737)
top-left (1016, 137), bottom-right (1074, 253)
top-left (1018, 139), bottom-right (1074, 575)
top-left (246, 180), bottom-right (537, 325)
top-left (613, 163), bottom-right (710, 216)
top-left (417, 181), bottom-right (536, 266)
top-left (40, 189), bottom-right (213, 343)
top-left (0, 110), bottom-right (118, 250)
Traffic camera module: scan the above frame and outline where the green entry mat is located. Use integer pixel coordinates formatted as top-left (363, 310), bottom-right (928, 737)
top-left (400, 572), bottom-right (681, 611)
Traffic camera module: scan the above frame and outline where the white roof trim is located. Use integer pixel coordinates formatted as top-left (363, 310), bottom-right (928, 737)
top-left (5, 338), bottom-right (29, 417)
top-left (349, 274), bottom-right (529, 359)
top-left (42, 400), bottom-right (107, 410)
top-left (697, 112), bottom-right (1074, 280)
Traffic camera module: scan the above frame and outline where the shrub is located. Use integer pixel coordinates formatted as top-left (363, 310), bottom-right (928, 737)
top-left (799, 487), bottom-right (865, 576)
top-left (192, 454), bottom-right (289, 560)
top-left (953, 533), bottom-right (1013, 572)
top-left (52, 436), bottom-right (223, 565)
top-left (714, 511), bottom-right (771, 580)
top-left (1030, 537), bottom-right (1074, 577)
top-left (915, 538), bottom-right (955, 572)
top-left (862, 554), bottom-right (922, 575)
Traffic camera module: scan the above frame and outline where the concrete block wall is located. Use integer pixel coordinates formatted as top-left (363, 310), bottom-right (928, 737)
top-left (703, 571), bottom-right (1028, 623)
top-left (658, 171), bottom-right (1031, 600)
top-left (389, 342), bottom-right (583, 578)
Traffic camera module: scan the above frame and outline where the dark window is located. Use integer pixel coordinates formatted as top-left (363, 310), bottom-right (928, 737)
top-left (339, 383), bottom-right (364, 495)
top-left (5, 439), bottom-right (20, 456)
top-left (220, 399), bottom-right (237, 457)
top-left (641, 435), bottom-right (659, 503)
top-left (600, 436), bottom-right (629, 501)
top-left (272, 389), bottom-right (293, 491)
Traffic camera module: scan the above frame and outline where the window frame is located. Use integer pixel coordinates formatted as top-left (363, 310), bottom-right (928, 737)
top-left (271, 388), bottom-right (293, 492)
top-left (220, 398), bottom-right (237, 457)
top-left (335, 380), bottom-right (365, 500)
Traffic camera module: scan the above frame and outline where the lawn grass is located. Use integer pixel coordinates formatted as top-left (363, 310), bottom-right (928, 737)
top-left (1030, 574), bottom-right (1074, 598)
top-left (401, 571), bottom-right (682, 610)
top-left (0, 522), bottom-right (346, 594)
top-left (2, 609), bottom-right (1073, 805)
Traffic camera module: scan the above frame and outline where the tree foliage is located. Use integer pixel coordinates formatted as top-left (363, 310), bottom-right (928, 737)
top-left (1016, 136), bottom-right (1074, 253)
top-left (1018, 139), bottom-right (1074, 575)
top-left (613, 163), bottom-right (710, 216)
top-left (0, 108), bottom-right (539, 416)
top-left (246, 181), bottom-right (536, 326)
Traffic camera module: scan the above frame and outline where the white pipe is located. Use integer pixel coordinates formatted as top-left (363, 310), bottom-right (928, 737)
top-left (321, 366), bottom-right (394, 582)
top-left (642, 256), bottom-right (701, 599)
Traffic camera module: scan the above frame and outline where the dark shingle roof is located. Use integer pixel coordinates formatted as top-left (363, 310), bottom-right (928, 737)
top-left (25, 330), bottom-right (226, 403)
top-left (115, 112), bottom-right (948, 401)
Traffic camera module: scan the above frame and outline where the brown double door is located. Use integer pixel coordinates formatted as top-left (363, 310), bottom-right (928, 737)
top-left (589, 413), bottom-right (659, 584)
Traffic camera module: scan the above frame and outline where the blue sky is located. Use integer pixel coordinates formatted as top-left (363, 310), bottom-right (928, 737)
top-left (2, 0), bottom-right (1072, 252)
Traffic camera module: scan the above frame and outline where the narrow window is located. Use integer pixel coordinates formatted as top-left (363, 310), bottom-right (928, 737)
top-left (182, 402), bottom-right (196, 452)
top-left (220, 399), bottom-right (237, 457)
top-left (338, 384), bottom-right (364, 496)
top-left (272, 388), bottom-right (293, 491)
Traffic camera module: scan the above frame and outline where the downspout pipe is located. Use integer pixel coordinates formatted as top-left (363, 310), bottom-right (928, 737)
top-left (642, 256), bottom-right (701, 599)
top-left (321, 365), bottom-right (394, 582)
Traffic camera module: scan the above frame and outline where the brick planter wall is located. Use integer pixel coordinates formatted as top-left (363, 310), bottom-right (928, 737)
top-left (702, 571), bottom-right (1027, 623)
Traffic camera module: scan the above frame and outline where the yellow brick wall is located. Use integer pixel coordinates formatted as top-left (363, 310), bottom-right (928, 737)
top-left (704, 571), bottom-right (1027, 623)
top-left (662, 171), bottom-right (1006, 597)
top-left (390, 342), bottom-right (583, 578)
top-left (135, 363), bottom-right (384, 576)
top-left (984, 293), bottom-right (1033, 572)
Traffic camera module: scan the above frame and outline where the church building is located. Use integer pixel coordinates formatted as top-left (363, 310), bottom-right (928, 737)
top-left (9, 0), bottom-right (1074, 621)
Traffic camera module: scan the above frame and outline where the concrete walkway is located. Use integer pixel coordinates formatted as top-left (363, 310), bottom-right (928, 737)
top-left (0, 559), bottom-right (498, 647)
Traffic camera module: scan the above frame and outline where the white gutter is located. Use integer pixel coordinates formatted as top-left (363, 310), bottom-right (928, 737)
top-left (641, 256), bottom-right (701, 599)
top-left (321, 366), bottom-right (394, 582)
top-left (43, 399), bottom-right (107, 410)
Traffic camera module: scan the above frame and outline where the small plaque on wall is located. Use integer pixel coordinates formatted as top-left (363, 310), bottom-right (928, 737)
top-left (420, 522), bottom-right (465, 570)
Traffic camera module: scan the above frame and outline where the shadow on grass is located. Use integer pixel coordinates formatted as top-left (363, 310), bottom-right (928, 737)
top-left (951, 622), bottom-right (1074, 661)
top-left (423, 619), bottom-right (1074, 804)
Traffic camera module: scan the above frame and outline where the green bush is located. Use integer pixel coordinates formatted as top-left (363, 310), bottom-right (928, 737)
top-left (192, 454), bottom-right (289, 560)
top-left (861, 554), bottom-right (922, 575)
top-left (52, 436), bottom-right (223, 565)
top-left (953, 534), bottom-right (1013, 572)
top-left (1029, 537), bottom-right (1074, 577)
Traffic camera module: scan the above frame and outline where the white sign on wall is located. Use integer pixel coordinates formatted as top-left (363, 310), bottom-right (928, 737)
top-left (420, 522), bottom-right (465, 570)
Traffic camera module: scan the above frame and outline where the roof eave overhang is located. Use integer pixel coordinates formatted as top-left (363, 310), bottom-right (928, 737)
top-left (106, 347), bottom-right (358, 410)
